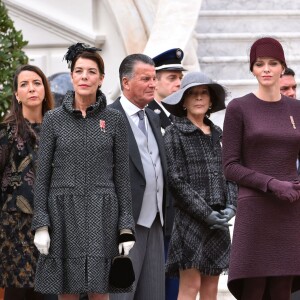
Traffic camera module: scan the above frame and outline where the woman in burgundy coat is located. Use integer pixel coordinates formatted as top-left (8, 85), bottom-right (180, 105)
top-left (222, 37), bottom-right (300, 299)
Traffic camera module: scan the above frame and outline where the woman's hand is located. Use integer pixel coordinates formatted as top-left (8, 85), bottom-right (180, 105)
top-left (118, 229), bottom-right (135, 255)
top-left (220, 207), bottom-right (236, 221)
top-left (118, 241), bottom-right (135, 256)
top-left (205, 211), bottom-right (231, 231)
top-left (34, 226), bottom-right (50, 255)
top-left (268, 179), bottom-right (300, 203)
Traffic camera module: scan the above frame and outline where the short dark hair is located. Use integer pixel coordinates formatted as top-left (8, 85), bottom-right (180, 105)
top-left (70, 51), bottom-right (105, 75)
top-left (283, 67), bottom-right (295, 77)
top-left (119, 54), bottom-right (154, 90)
top-left (181, 86), bottom-right (218, 118)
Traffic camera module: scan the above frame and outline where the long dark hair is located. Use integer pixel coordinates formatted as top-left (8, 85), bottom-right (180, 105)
top-left (2, 64), bottom-right (54, 144)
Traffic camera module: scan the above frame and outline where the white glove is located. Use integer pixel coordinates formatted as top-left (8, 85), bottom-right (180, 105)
top-left (118, 241), bottom-right (135, 256)
top-left (34, 226), bottom-right (50, 255)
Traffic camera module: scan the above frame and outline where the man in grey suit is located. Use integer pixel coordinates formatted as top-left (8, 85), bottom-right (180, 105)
top-left (109, 54), bottom-right (167, 300)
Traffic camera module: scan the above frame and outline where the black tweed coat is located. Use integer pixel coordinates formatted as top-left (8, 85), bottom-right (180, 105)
top-left (32, 91), bottom-right (135, 294)
top-left (164, 117), bottom-right (237, 276)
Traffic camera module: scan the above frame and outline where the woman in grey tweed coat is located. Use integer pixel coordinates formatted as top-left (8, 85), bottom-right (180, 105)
top-left (162, 72), bottom-right (237, 300)
top-left (32, 44), bottom-right (135, 299)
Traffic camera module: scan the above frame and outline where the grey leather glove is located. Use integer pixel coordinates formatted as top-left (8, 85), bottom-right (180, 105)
top-left (268, 178), bottom-right (300, 203)
top-left (205, 211), bottom-right (231, 231)
top-left (220, 207), bottom-right (236, 221)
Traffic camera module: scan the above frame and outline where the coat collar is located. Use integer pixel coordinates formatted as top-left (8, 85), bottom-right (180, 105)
top-left (63, 90), bottom-right (107, 116)
top-left (174, 117), bottom-right (222, 143)
top-left (174, 116), bottom-right (211, 133)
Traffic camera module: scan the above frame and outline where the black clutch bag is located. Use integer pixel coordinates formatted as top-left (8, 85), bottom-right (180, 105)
top-left (109, 255), bottom-right (135, 289)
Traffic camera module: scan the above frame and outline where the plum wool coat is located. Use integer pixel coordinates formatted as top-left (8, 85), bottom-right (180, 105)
top-left (32, 91), bottom-right (135, 294)
top-left (164, 117), bottom-right (237, 277)
top-left (222, 93), bottom-right (300, 298)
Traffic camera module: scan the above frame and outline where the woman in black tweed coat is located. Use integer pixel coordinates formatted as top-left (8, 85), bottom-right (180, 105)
top-left (162, 72), bottom-right (237, 300)
top-left (32, 44), bottom-right (135, 299)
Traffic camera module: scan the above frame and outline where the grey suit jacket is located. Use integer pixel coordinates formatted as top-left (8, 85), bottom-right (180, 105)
top-left (109, 99), bottom-right (168, 226)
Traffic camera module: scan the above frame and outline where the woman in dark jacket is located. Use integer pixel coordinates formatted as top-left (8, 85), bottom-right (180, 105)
top-left (32, 43), bottom-right (135, 300)
top-left (0, 64), bottom-right (54, 300)
top-left (222, 37), bottom-right (300, 299)
top-left (162, 72), bottom-right (237, 300)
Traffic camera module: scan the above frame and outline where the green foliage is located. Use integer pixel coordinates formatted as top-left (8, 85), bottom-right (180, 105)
top-left (0, 0), bottom-right (28, 119)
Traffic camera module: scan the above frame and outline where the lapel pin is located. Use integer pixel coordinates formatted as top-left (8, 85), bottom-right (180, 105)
top-left (100, 119), bottom-right (106, 132)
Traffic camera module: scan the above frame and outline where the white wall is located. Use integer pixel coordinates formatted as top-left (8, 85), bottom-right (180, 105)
top-left (4, 0), bottom-right (201, 102)
top-left (3, 0), bottom-right (127, 101)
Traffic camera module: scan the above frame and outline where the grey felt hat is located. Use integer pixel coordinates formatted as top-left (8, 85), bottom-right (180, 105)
top-left (162, 72), bottom-right (226, 117)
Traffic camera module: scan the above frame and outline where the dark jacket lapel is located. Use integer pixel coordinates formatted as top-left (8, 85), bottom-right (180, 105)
top-left (109, 99), bottom-right (145, 178)
top-left (148, 100), bottom-right (172, 129)
top-left (145, 107), bottom-right (167, 179)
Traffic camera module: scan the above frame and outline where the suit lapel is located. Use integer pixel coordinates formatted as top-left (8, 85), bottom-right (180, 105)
top-left (148, 100), bottom-right (172, 129)
top-left (110, 100), bottom-right (145, 177)
top-left (146, 108), bottom-right (167, 178)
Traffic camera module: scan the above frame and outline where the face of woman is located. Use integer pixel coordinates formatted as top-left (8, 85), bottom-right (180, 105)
top-left (183, 85), bottom-right (212, 118)
top-left (15, 70), bottom-right (45, 111)
top-left (71, 57), bottom-right (104, 99)
top-left (252, 57), bottom-right (284, 87)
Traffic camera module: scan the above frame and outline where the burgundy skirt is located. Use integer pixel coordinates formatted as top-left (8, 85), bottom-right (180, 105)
top-left (228, 187), bottom-right (300, 299)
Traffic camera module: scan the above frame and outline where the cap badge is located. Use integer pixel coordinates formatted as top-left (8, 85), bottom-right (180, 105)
top-left (176, 49), bottom-right (182, 58)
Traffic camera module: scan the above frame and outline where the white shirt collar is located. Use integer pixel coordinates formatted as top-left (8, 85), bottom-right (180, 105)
top-left (120, 94), bottom-right (144, 116)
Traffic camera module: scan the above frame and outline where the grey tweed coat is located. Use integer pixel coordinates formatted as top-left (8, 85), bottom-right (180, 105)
top-left (32, 91), bottom-right (135, 294)
top-left (164, 117), bottom-right (237, 276)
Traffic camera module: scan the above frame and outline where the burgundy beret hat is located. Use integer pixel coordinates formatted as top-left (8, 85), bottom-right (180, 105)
top-left (249, 37), bottom-right (286, 71)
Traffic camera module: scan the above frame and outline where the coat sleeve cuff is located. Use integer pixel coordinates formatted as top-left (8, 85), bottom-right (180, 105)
top-left (226, 204), bottom-right (237, 212)
top-left (31, 212), bottom-right (50, 231)
top-left (118, 233), bottom-right (136, 243)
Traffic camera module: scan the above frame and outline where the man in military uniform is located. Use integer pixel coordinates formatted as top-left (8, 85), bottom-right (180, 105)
top-left (148, 48), bottom-right (186, 130)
